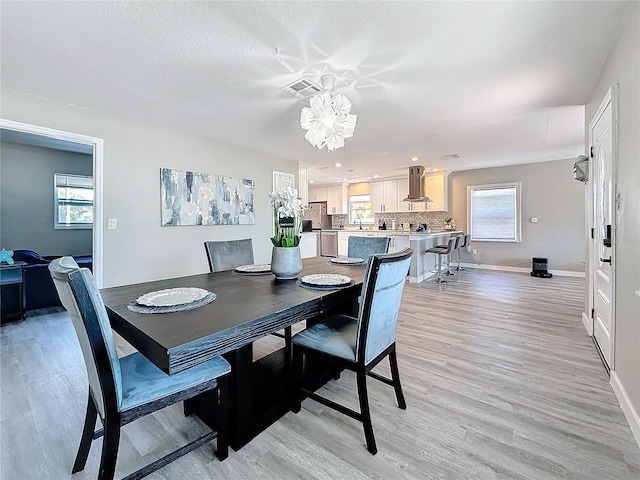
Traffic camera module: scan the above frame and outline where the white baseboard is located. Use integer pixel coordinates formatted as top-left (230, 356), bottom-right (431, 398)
top-left (460, 263), bottom-right (585, 278)
top-left (581, 311), bottom-right (593, 336)
top-left (611, 371), bottom-right (640, 449)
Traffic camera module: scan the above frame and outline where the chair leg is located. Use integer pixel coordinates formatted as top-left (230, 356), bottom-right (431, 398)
top-left (456, 247), bottom-right (465, 271)
top-left (291, 348), bottom-right (303, 414)
top-left (98, 416), bottom-right (121, 480)
top-left (72, 393), bottom-right (98, 474)
top-left (356, 369), bottom-right (377, 455)
top-left (430, 254), bottom-right (448, 283)
top-left (215, 379), bottom-right (229, 461)
top-left (446, 252), bottom-right (455, 275)
top-left (388, 350), bottom-right (406, 410)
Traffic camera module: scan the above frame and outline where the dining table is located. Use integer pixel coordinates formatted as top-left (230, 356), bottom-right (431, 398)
top-left (100, 256), bottom-right (368, 450)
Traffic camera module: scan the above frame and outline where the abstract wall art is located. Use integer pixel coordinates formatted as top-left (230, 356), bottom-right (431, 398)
top-left (160, 168), bottom-right (255, 226)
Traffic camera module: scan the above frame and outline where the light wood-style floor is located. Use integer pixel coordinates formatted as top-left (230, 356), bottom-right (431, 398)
top-left (1, 269), bottom-right (639, 480)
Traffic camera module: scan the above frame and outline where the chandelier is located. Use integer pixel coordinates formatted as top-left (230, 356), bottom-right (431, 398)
top-left (300, 74), bottom-right (357, 152)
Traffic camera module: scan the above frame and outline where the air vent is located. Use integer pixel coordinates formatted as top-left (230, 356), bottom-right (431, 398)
top-left (441, 154), bottom-right (460, 160)
top-left (281, 78), bottom-right (322, 99)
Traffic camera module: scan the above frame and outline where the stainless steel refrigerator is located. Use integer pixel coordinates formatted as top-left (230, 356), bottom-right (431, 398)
top-left (304, 202), bottom-right (330, 229)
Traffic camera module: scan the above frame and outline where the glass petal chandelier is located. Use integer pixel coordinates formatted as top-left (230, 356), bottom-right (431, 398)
top-left (300, 74), bottom-right (357, 152)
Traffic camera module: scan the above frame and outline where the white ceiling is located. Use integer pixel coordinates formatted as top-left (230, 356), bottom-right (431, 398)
top-left (0, 1), bottom-right (630, 185)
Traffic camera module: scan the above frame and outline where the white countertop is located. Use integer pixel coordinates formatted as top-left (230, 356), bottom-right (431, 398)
top-left (328, 229), bottom-right (462, 237)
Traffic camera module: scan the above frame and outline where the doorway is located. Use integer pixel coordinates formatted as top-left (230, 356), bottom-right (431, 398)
top-left (587, 86), bottom-right (617, 371)
top-left (0, 119), bottom-right (104, 287)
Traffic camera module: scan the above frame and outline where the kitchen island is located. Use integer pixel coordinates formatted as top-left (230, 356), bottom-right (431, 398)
top-left (334, 229), bottom-right (463, 283)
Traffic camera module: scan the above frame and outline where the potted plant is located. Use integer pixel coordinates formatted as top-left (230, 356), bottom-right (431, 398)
top-left (268, 186), bottom-right (308, 279)
top-left (444, 216), bottom-right (453, 230)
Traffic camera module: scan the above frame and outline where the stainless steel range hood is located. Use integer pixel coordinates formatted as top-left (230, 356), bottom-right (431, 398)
top-left (402, 165), bottom-right (433, 203)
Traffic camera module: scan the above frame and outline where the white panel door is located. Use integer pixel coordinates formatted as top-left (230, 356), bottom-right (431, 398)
top-left (590, 91), bottom-right (615, 369)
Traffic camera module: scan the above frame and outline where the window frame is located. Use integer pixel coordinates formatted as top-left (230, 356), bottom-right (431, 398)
top-left (349, 194), bottom-right (374, 225)
top-left (54, 173), bottom-right (94, 230)
top-left (467, 182), bottom-right (521, 243)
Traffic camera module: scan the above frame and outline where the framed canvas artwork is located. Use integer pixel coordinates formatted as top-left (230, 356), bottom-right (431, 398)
top-left (160, 168), bottom-right (255, 226)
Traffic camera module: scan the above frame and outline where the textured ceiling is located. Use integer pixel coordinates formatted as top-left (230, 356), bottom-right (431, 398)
top-left (0, 1), bottom-right (631, 184)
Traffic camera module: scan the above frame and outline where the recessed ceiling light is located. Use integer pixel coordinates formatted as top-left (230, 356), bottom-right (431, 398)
top-left (342, 178), bottom-right (348, 182)
top-left (431, 168), bottom-right (439, 172)
top-left (441, 154), bottom-right (460, 160)
top-left (373, 174), bottom-right (379, 178)
top-left (309, 180), bottom-right (315, 183)
top-left (410, 157), bottom-right (419, 162)
top-left (334, 163), bottom-right (342, 167)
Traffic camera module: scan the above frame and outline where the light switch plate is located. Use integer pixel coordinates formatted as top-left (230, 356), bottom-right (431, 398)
top-left (107, 218), bottom-right (117, 230)
top-left (530, 217), bottom-right (539, 223)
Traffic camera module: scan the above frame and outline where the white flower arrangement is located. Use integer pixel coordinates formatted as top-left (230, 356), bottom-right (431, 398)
top-left (268, 186), bottom-right (308, 247)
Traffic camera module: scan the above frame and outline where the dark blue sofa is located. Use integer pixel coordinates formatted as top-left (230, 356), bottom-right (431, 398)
top-left (12, 250), bottom-right (93, 312)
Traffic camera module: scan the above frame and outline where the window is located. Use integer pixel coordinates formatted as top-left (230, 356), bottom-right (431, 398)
top-left (467, 182), bottom-right (521, 242)
top-left (349, 194), bottom-right (374, 224)
top-left (54, 173), bottom-right (94, 229)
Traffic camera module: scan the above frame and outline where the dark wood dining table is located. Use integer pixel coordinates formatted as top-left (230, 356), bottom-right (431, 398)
top-left (100, 256), bottom-right (367, 449)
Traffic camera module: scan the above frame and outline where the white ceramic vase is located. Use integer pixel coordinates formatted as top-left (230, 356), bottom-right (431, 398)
top-left (270, 246), bottom-right (302, 280)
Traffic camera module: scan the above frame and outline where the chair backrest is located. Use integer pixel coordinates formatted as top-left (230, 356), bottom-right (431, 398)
top-left (460, 234), bottom-right (471, 249)
top-left (454, 234), bottom-right (463, 249)
top-left (204, 239), bottom-right (254, 272)
top-left (49, 257), bottom-right (122, 418)
top-left (347, 236), bottom-right (391, 261)
top-left (440, 237), bottom-right (457, 254)
top-left (356, 247), bottom-right (413, 365)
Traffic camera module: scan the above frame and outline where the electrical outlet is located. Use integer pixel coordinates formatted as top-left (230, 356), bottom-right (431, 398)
top-left (466, 246), bottom-right (472, 254)
top-left (472, 248), bottom-right (477, 255)
top-left (108, 218), bottom-right (117, 230)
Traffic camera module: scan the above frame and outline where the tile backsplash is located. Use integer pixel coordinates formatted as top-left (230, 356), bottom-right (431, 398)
top-left (330, 211), bottom-right (453, 231)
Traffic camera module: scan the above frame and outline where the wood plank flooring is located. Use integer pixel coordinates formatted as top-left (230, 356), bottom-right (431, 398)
top-left (1, 269), bottom-right (639, 479)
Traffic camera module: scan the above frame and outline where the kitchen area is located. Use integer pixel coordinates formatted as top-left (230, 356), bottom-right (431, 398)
top-left (301, 167), bottom-right (463, 282)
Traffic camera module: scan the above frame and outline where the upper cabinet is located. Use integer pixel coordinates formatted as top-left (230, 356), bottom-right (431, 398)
top-left (424, 173), bottom-right (448, 211)
top-left (308, 187), bottom-right (327, 203)
top-left (370, 180), bottom-right (398, 213)
top-left (326, 184), bottom-right (348, 215)
top-left (397, 178), bottom-right (426, 212)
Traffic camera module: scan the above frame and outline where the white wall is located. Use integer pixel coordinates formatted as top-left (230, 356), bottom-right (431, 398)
top-left (0, 87), bottom-right (297, 287)
top-left (449, 159), bottom-right (586, 273)
top-left (585, 3), bottom-right (640, 440)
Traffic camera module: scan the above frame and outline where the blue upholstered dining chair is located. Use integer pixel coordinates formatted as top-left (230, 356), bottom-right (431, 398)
top-left (291, 247), bottom-right (413, 455)
top-left (204, 238), bottom-right (254, 272)
top-left (347, 236), bottom-right (391, 261)
top-left (49, 257), bottom-right (231, 480)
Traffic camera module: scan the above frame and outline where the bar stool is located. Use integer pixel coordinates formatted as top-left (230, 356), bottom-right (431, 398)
top-left (437, 234), bottom-right (462, 276)
top-left (454, 234), bottom-right (471, 271)
top-left (426, 237), bottom-right (457, 283)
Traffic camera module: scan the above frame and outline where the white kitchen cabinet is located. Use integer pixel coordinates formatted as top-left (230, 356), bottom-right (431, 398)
top-left (424, 173), bottom-right (448, 211)
top-left (397, 178), bottom-right (426, 212)
top-left (299, 232), bottom-right (318, 258)
top-left (370, 180), bottom-right (398, 213)
top-left (391, 235), bottom-right (410, 252)
top-left (338, 230), bottom-right (396, 255)
top-left (326, 185), bottom-right (347, 214)
top-left (308, 187), bottom-right (327, 202)
top-left (337, 231), bottom-right (363, 256)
